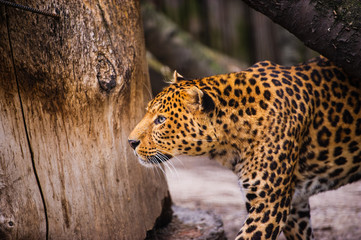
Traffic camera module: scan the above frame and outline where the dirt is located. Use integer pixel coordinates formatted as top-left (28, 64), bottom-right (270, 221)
top-left (164, 156), bottom-right (361, 240)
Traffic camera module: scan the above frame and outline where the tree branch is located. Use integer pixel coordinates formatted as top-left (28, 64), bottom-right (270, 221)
top-left (242, 0), bottom-right (361, 78)
top-left (141, 3), bottom-right (246, 78)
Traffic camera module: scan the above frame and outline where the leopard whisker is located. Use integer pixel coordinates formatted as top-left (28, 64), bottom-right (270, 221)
top-left (145, 155), bottom-right (153, 164)
top-left (168, 160), bottom-right (180, 180)
top-left (155, 152), bottom-right (175, 176)
top-left (158, 149), bottom-right (185, 168)
top-left (149, 155), bottom-right (163, 180)
top-left (157, 164), bottom-right (167, 176)
top-left (157, 155), bottom-right (167, 176)
top-left (140, 154), bottom-right (165, 181)
top-left (148, 153), bottom-right (167, 176)
top-left (156, 162), bottom-right (167, 176)
top-left (142, 81), bottom-right (153, 100)
top-left (158, 152), bottom-right (179, 179)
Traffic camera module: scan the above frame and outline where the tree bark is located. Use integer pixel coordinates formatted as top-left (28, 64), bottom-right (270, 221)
top-left (242, 0), bottom-right (361, 78)
top-left (0, 9), bottom-right (46, 239)
top-left (0, 1), bottom-right (169, 239)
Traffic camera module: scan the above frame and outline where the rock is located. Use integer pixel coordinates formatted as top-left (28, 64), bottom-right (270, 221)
top-left (146, 205), bottom-right (227, 240)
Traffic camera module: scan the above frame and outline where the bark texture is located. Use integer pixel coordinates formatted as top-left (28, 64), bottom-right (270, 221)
top-left (0, 1), bottom-right (169, 239)
top-left (242, 0), bottom-right (361, 78)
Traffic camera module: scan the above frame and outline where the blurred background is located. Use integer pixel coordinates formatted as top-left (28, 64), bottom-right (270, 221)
top-left (147, 0), bottom-right (315, 65)
top-left (141, 1), bottom-right (361, 239)
top-left (141, 0), bottom-right (317, 95)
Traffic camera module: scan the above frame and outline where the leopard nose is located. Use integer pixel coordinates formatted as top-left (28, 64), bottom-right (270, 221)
top-left (128, 139), bottom-right (140, 150)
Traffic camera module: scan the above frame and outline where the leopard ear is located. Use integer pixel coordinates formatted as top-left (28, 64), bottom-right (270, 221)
top-left (185, 86), bottom-right (215, 113)
top-left (173, 70), bottom-right (186, 83)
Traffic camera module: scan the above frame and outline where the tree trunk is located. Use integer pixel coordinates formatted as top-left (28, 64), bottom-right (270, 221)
top-left (0, 1), bottom-right (170, 239)
top-left (242, 0), bottom-right (361, 78)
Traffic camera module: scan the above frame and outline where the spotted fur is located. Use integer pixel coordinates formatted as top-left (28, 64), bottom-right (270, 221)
top-left (128, 57), bottom-right (361, 240)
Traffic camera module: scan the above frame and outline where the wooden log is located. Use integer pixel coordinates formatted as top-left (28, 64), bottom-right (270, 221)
top-left (0, 1), bottom-right (170, 239)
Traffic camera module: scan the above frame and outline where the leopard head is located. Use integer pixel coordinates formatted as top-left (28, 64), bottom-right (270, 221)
top-left (128, 73), bottom-right (217, 166)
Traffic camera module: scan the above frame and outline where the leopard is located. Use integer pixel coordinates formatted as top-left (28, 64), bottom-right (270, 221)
top-left (128, 56), bottom-right (361, 240)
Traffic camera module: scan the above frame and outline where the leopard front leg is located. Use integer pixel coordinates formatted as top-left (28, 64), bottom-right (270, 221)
top-left (235, 182), bottom-right (293, 240)
top-left (283, 199), bottom-right (314, 240)
top-left (234, 151), bottom-right (297, 240)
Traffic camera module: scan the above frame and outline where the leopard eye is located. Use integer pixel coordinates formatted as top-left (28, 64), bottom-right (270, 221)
top-left (154, 115), bottom-right (166, 125)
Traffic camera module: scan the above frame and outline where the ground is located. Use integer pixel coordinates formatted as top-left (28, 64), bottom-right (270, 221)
top-left (164, 156), bottom-right (361, 240)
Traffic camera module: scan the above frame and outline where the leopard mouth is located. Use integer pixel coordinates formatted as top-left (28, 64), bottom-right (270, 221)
top-left (135, 151), bottom-right (173, 166)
